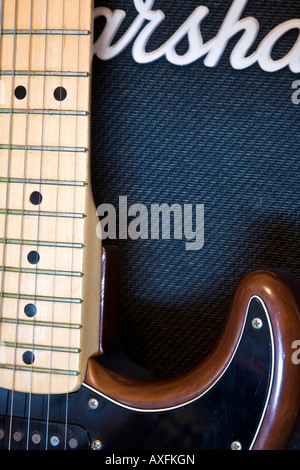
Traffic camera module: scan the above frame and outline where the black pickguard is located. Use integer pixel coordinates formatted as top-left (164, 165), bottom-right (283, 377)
top-left (0, 298), bottom-right (273, 450)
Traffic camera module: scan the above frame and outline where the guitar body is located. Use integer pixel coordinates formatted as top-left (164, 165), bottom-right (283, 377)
top-left (1, 259), bottom-right (300, 451)
top-left (0, 293), bottom-right (273, 451)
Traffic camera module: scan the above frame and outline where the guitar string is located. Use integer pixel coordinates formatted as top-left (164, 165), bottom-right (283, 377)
top-left (24, 0), bottom-right (37, 450)
top-left (18, 0), bottom-right (49, 451)
top-left (63, 0), bottom-right (83, 450)
top-left (45, 0), bottom-right (66, 450)
top-left (10, 0), bottom-right (34, 451)
top-left (1, 0), bottom-right (18, 451)
top-left (37, 0), bottom-right (54, 451)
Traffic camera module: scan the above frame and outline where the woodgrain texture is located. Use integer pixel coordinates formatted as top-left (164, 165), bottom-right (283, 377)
top-left (0, 0), bottom-right (102, 395)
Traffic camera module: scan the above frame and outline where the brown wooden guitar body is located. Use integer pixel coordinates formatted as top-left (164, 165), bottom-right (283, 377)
top-left (86, 247), bottom-right (300, 450)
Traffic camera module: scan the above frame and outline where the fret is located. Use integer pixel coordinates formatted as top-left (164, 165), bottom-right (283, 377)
top-left (0, 108), bottom-right (89, 116)
top-left (0, 150), bottom-right (88, 182)
top-left (0, 182), bottom-right (85, 213)
top-left (0, 213), bottom-right (85, 243)
top-left (1, 323), bottom-right (81, 350)
top-left (0, 352), bottom-right (79, 375)
top-left (0, 144), bottom-right (87, 152)
top-left (0, 365), bottom-right (79, 376)
top-left (1, 297), bottom-right (81, 325)
top-left (0, 114), bottom-right (89, 149)
top-left (0, 209), bottom-right (85, 219)
top-left (0, 35), bottom-right (91, 73)
top-left (1, 292), bottom-right (82, 304)
top-left (3, 266), bottom-right (83, 277)
top-left (2, 341), bottom-right (80, 354)
top-left (1, 318), bottom-right (82, 329)
top-left (0, 238), bottom-right (84, 249)
top-left (0, 178), bottom-right (86, 187)
top-left (0, 76), bottom-right (89, 111)
top-left (0, 244), bottom-right (83, 272)
top-left (0, 349), bottom-right (79, 374)
top-left (2, 29), bottom-right (91, 36)
top-left (2, 0), bottom-right (92, 31)
top-left (0, 70), bottom-right (89, 77)
top-left (0, 270), bottom-right (83, 300)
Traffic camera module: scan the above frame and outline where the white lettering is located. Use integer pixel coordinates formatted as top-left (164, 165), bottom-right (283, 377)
top-left (184, 204), bottom-right (205, 251)
top-left (257, 20), bottom-right (300, 73)
top-left (93, 0), bottom-right (300, 73)
top-left (128, 202), bottom-right (149, 240)
top-left (292, 340), bottom-right (300, 364)
top-left (148, 454), bottom-right (195, 464)
top-left (96, 203), bottom-right (116, 240)
top-left (292, 79), bottom-right (300, 104)
top-left (96, 197), bottom-right (205, 251)
top-left (105, 454), bottom-right (140, 467)
top-left (151, 203), bottom-right (182, 240)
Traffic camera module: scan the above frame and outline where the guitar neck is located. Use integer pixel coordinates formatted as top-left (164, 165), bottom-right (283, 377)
top-left (0, 0), bottom-right (102, 395)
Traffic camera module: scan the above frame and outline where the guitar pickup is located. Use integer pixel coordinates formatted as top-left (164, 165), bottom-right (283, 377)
top-left (0, 415), bottom-right (90, 450)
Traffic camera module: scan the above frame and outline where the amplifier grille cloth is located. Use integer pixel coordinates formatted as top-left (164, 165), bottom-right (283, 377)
top-left (91, 0), bottom-right (300, 377)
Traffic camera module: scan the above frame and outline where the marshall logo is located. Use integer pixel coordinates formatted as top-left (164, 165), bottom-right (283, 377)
top-left (94, 0), bottom-right (300, 72)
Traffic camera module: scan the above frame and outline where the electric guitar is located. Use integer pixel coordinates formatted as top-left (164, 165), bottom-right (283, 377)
top-left (0, 0), bottom-right (300, 451)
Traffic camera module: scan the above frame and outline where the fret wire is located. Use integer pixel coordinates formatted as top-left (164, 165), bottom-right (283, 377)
top-left (1, 318), bottom-right (82, 329)
top-left (2, 342), bottom-right (81, 354)
top-left (3, 266), bottom-right (83, 277)
top-left (1, 292), bottom-right (82, 303)
top-left (0, 177), bottom-right (86, 186)
top-left (0, 238), bottom-right (84, 248)
top-left (0, 364), bottom-right (79, 376)
top-left (0, 108), bottom-right (89, 116)
top-left (0, 144), bottom-right (87, 152)
top-left (0, 70), bottom-right (89, 77)
top-left (0, 208), bottom-right (85, 218)
top-left (2, 29), bottom-right (90, 36)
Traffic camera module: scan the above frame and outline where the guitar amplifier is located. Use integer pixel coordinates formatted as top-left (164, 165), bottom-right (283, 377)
top-left (91, 0), bottom-right (300, 442)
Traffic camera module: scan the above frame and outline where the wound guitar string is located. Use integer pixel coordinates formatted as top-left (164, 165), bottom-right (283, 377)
top-left (23, 0), bottom-right (35, 450)
top-left (46, 0), bottom-right (60, 449)
top-left (30, 0), bottom-right (47, 450)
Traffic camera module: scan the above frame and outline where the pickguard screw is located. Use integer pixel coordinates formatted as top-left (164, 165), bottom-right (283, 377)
top-left (91, 439), bottom-right (103, 450)
top-left (231, 441), bottom-right (242, 450)
top-left (252, 318), bottom-right (263, 329)
top-left (88, 398), bottom-right (99, 410)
